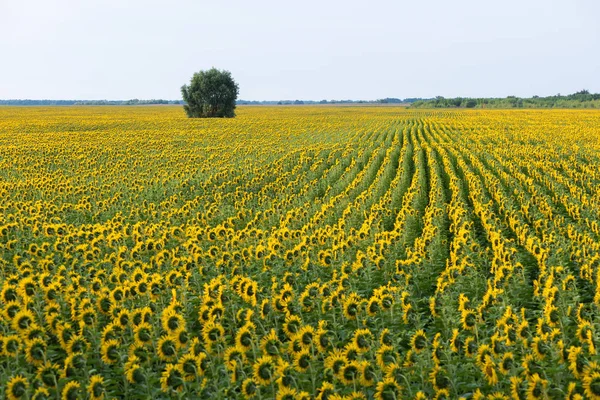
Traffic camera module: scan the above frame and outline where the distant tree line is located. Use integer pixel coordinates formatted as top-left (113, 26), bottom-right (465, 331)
top-left (410, 90), bottom-right (600, 109)
top-left (0, 99), bottom-right (181, 106)
top-left (236, 98), bottom-right (425, 105)
top-left (2, 98), bottom-right (430, 107)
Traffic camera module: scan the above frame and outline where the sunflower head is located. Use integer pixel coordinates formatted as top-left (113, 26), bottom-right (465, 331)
top-left (157, 335), bottom-right (178, 362)
top-left (411, 330), bottom-right (427, 353)
top-left (339, 360), bottom-right (361, 385)
top-left (88, 375), bottom-right (105, 400)
top-left (160, 363), bottom-right (184, 393)
top-left (581, 371), bottom-right (600, 400)
top-left (61, 381), bottom-right (81, 400)
top-left (7, 375), bottom-right (28, 400)
top-left (375, 377), bottom-right (402, 400)
top-left (294, 348), bottom-right (311, 372)
top-left (253, 356), bottom-right (276, 386)
top-left (242, 378), bottom-right (258, 399)
top-left (31, 387), bottom-right (51, 400)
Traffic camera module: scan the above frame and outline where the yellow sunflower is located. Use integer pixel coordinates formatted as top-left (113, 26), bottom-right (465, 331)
top-left (88, 375), bottom-right (105, 400)
top-left (374, 377), bottom-right (402, 400)
top-left (253, 355), bottom-right (276, 386)
top-left (160, 363), bottom-right (184, 393)
top-left (6, 375), bottom-right (28, 400)
top-left (61, 381), bottom-right (81, 400)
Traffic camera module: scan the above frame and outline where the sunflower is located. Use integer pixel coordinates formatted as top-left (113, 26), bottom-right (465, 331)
top-left (188, 337), bottom-right (204, 357)
top-left (583, 371), bottom-right (600, 400)
top-left (160, 363), bottom-right (184, 393)
top-left (464, 336), bottom-right (477, 358)
top-left (283, 315), bottom-right (302, 338)
top-left (288, 336), bottom-right (304, 355)
top-left (202, 320), bottom-right (225, 351)
top-left (315, 325), bottom-right (332, 353)
top-left (175, 329), bottom-right (189, 348)
top-left (316, 382), bottom-right (336, 400)
top-left (577, 320), bottom-right (593, 341)
top-left (242, 378), bottom-right (258, 399)
top-left (379, 328), bottom-right (393, 346)
top-left (487, 392), bottom-right (509, 400)
top-left (339, 360), bottom-right (361, 385)
top-left (63, 352), bottom-right (86, 379)
top-left (276, 360), bottom-right (294, 389)
top-left (12, 308), bottom-right (36, 332)
top-left (236, 323), bottom-right (255, 351)
top-left (101, 338), bottom-right (120, 365)
top-left (345, 341), bottom-right (362, 361)
top-left (88, 375), bottom-right (105, 400)
top-left (178, 352), bottom-right (203, 382)
top-left (367, 296), bottom-right (382, 316)
top-left (224, 345), bottom-right (247, 372)
top-left (260, 299), bottom-right (272, 319)
top-left (461, 309), bottom-right (477, 331)
top-left (510, 376), bottom-right (525, 400)
top-left (37, 361), bottom-right (61, 388)
top-left (482, 355), bottom-right (498, 385)
top-left (61, 381), bottom-right (81, 400)
top-left (476, 344), bottom-right (493, 368)
top-left (343, 293), bottom-right (362, 320)
top-left (157, 335), bottom-right (179, 362)
top-left (101, 322), bottom-right (121, 343)
top-left (410, 330), bottom-right (427, 353)
top-left (430, 365), bottom-right (450, 391)
top-left (260, 329), bottom-right (280, 357)
top-left (162, 307), bottom-right (185, 335)
top-left (25, 337), bottom-right (47, 366)
top-left (292, 348), bottom-right (310, 373)
top-left (131, 306), bottom-right (153, 327)
top-left (374, 377), bottom-right (402, 400)
top-left (125, 356), bottom-right (145, 384)
top-left (568, 346), bottom-right (585, 378)
top-left (67, 335), bottom-right (89, 354)
top-left (276, 386), bottom-right (298, 400)
top-left (353, 328), bottom-right (372, 353)
top-left (531, 337), bottom-right (549, 360)
top-left (4, 335), bottom-right (21, 357)
top-left (115, 309), bottom-right (130, 328)
top-left (325, 348), bottom-right (347, 376)
top-left (80, 308), bottom-right (96, 327)
top-left (3, 300), bottom-right (21, 320)
top-left (526, 373), bottom-right (547, 399)
top-left (376, 344), bottom-right (397, 369)
top-left (134, 322), bottom-right (153, 346)
top-left (359, 361), bottom-right (376, 387)
top-left (499, 352), bottom-right (514, 375)
top-left (6, 375), bottom-right (28, 400)
top-left (414, 391), bottom-right (428, 400)
top-left (31, 387), bottom-right (51, 400)
top-left (253, 355), bottom-right (276, 386)
top-left (434, 388), bottom-right (450, 400)
top-left (1, 284), bottom-right (18, 304)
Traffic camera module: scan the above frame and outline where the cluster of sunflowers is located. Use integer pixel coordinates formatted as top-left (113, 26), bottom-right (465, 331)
top-left (1, 106), bottom-right (600, 399)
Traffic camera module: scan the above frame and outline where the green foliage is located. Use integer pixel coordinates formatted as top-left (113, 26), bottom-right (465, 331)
top-left (411, 90), bottom-right (600, 109)
top-left (181, 68), bottom-right (239, 118)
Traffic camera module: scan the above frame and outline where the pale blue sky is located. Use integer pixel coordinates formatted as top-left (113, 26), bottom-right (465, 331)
top-left (1, 0), bottom-right (598, 100)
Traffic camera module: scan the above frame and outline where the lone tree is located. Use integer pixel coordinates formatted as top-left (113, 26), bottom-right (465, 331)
top-left (181, 68), bottom-right (239, 118)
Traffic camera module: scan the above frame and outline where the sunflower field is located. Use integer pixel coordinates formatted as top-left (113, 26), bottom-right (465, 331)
top-left (1, 105), bottom-right (600, 399)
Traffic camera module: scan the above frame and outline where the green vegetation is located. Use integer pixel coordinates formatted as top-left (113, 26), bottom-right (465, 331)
top-left (181, 68), bottom-right (239, 118)
top-left (411, 90), bottom-right (600, 109)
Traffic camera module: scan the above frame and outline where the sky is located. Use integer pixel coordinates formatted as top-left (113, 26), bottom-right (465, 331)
top-left (1, 0), bottom-right (599, 100)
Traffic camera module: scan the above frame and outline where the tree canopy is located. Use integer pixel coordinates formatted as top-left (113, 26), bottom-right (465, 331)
top-left (181, 68), bottom-right (239, 118)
